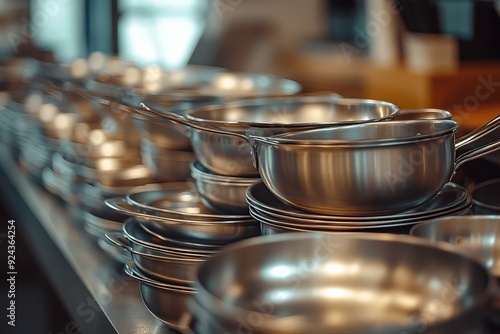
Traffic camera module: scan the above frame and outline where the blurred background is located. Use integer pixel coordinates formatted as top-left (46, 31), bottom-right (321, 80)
top-left (0, 0), bottom-right (500, 333)
top-left (1, 0), bottom-right (499, 126)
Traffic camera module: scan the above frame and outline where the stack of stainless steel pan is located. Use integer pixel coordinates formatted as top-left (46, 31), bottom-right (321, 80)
top-left (190, 233), bottom-right (496, 334)
top-left (104, 182), bottom-right (260, 332)
top-left (136, 97), bottom-right (401, 217)
top-left (247, 181), bottom-right (472, 235)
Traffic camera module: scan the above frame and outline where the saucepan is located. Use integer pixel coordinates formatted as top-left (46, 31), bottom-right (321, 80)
top-left (137, 97), bottom-right (401, 176)
top-left (139, 99), bottom-right (500, 215)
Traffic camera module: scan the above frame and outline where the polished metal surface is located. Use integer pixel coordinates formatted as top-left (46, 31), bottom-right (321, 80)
top-left (471, 178), bottom-right (500, 215)
top-left (125, 264), bottom-right (196, 334)
top-left (106, 232), bottom-right (208, 285)
top-left (0, 145), bottom-right (173, 334)
top-left (191, 161), bottom-right (260, 214)
top-left (105, 197), bottom-right (260, 245)
top-left (194, 233), bottom-right (495, 334)
top-left (252, 119), bottom-right (500, 216)
top-left (123, 218), bottom-right (221, 253)
top-left (140, 140), bottom-right (194, 181)
top-left (140, 97), bottom-right (400, 176)
top-left (410, 215), bottom-right (500, 277)
top-left (252, 203), bottom-right (472, 234)
top-left (393, 108), bottom-right (453, 121)
top-left (247, 181), bottom-right (469, 222)
top-left (126, 182), bottom-right (250, 221)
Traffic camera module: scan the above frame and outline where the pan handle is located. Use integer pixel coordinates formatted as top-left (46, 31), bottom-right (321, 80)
top-left (452, 115), bottom-right (500, 174)
top-left (138, 102), bottom-right (260, 169)
top-left (454, 140), bottom-right (500, 171)
top-left (455, 115), bottom-right (500, 150)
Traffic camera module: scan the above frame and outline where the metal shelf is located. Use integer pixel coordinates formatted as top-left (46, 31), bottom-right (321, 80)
top-left (0, 145), bottom-right (172, 334)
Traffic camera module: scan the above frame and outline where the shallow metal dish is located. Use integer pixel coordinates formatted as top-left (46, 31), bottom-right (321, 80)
top-left (124, 263), bottom-right (195, 333)
top-left (251, 202), bottom-right (472, 234)
top-left (194, 233), bottom-right (495, 334)
top-left (122, 218), bottom-right (221, 253)
top-left (246, 181), bottom-right (469, 223)
top-left (126, 183), bottom-right (250, 221)
top-left (106, 231), bottom-right (208, 285)
top-left (105, 198), bottom-right (260, 245)
top-left (410, 215), bottom-right (500, 277)
top-left (471, 178), bottom-right (500, 215)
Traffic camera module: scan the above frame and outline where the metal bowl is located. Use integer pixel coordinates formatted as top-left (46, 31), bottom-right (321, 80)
top-left (190, 161), bottom-right (260, 214)
top-left (194, 233), bottom-right (495, 334)
top-left (140, 97), bottom-right (400, 176)
top-left (106, 231), bottom-right (208, 285)
top-left (250, 118), bottom-right (500, 216)
top-left (122, 217), bottom-right (221, 253)
top-left (410, 215), bottom-right (500, 277)
top-left (471, 178), bottom-right (500, 215)
top-left (126, 183), bottom-right (250, 221)
top-left (393, 109), bottom-right (453, 121)
top-left (124, 263), bottom-right (195, 333)
top-left (105, 198), bottom-right (260, 245)
top-left (140, 139), bottom-right (194, 181)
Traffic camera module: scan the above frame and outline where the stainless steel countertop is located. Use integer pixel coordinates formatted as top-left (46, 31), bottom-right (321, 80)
top-left (0, 145), bottom-right (173, 334)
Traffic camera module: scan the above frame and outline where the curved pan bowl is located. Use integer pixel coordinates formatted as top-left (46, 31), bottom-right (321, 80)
top-left (194, 233), bottom-right (495, 334)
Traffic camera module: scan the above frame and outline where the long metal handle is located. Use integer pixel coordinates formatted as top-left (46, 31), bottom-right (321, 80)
top-left (455, 115), bottom-right (500, 149)
top-left (451, 115), bottom-right (500, 176)
top-left (455, 140), bottom-right (500, 171)
top-left (139, 102), bottom-right (260, 168)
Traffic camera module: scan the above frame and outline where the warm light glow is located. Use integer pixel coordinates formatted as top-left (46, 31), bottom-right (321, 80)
top-left (70, 58), bottom-right (89, 79)
top-left (53, 113), bottom-right (75, 129)
top-left (39, 103), bottom-right (59, 122)
top-left (89, 129), bottom-right (106, 145)
top-left (88, 52), bottom-right (107, 73)
top-left (122, 67), bottom-right (142, 87)
top-left (322, 287), bottom-right (351, 298)
top-left (25, 94), bottom-right (44, 114)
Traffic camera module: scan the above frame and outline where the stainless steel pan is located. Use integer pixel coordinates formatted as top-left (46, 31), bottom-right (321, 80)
top-left (194, 233), bottom-right (495, 334)
top-left (137, 97), bottom-right (400, 176)
top-left (136, 104), bottom-right (500, 216)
